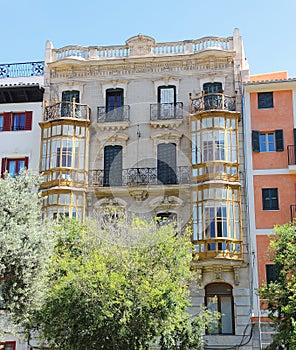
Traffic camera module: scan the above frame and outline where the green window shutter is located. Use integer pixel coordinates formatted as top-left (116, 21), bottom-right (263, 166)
top-left (252, 130), bottom-right (260, 152)
top-left (275, 129), bottom-right (284, 151)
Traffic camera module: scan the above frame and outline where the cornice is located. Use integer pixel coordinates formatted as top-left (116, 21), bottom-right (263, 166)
top-left (47, 54), bottom-right (234, 81)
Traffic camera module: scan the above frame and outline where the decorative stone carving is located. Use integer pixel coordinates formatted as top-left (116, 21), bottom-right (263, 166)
top-left (151, 130), bottom-right (183, 146)
top-left (214, 265), bottom-right (223, 280)
top-left (99, 133), bottom-right (129, 157)
top-left (126, 34), bottom-right (156, 56)
top-left (149, 195), bottom-right (183, 211)
top-left (233, 266), bottom-right (240, 285)
top-left (129, 189), bottom-right (149, 202)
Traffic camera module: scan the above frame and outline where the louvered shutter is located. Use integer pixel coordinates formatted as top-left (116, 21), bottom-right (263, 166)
top-left (252, 130), bottom-right (260, 152)
top-left (24, 111), bottom-right (32, 130)
top-left (24, 157), bottom-right (29, 169)
top-left (275, 129), bottom-right (284, 152)
top-left (1, 158), bottom-right (7, 178)
top-left (3, 112), bottom-right (12, 131)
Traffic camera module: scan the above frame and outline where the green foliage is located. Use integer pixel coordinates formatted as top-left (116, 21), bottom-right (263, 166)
top-left (260, 222), bottom-right (296, 349)
top-left (0, 171), bottom-right (54, 338)
top-left (33, 214), bottom-right (216, 350)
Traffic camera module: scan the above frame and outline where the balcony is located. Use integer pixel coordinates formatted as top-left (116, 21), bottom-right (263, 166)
top-left (44, 101), bottom-right (90, 121)
top-left (89, 166), bottom-right (190, 187)
top-left (193, 239), bottom-right (242, 260)
top-left (150, 102), bottom-right (183, 128)
top-left (287, 145), bottom-right (296, 173)
top-left (189, 92), bottom-right (236, 113)
top-left (0, 61), bottom-right (44, 78)
top-left (97, 105), bottom-right (130, 131)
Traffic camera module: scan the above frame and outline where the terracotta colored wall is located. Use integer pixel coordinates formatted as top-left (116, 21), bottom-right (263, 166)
top-left (250, 90), bottom-right (294, 170)
top-left (250, 72), bottom-right (288, 82)
top-left (254, 174), bottom-right (296, 228)
top-left (256, 235), bottom-right (273, 285)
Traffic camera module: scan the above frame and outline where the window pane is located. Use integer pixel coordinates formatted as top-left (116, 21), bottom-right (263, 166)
top-left (159, 87), bottom-right (175, 103)
top-left (258, 92), bottom-right (273, 109)
top-left (221, 296), bottom-right (233, 334)
top-left (8, 161), bottom-right (16, 176)
top-left (206, 297), bottom-right (219, 334)
top-left (17, 160), bottom-right (25, 172)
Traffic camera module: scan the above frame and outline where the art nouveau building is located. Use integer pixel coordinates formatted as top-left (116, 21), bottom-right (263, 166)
top-left (244, 72), bottom-right (296, 349)
top-left (38, 28), bottom-right (253, 349)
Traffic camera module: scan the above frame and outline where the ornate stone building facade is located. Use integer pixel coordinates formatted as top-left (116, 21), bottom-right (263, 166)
top-left (0, 28), bottom-right (253, 349)
top-left (39, 28), bottom-right (252, 349)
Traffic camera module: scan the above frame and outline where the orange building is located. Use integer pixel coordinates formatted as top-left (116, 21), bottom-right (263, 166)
top-left (244, 72), bottom-right (296, 348)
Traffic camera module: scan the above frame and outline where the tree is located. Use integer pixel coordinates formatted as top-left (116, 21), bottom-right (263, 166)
top-left (0, 171), bottom-right (54, 339)
top-left (33, 214), bottom-right (217, 350)
top-left (260, 222), bottom-right (296, 349)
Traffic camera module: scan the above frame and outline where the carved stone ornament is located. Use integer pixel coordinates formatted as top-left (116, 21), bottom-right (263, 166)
top-left (214, 265), bottom-right (223, 280)
top-left (126, 34), bottom-right (156, 56)
top-left (233, 266), bottom-right (240, 285)
top-left (128, 189), bottom-right (149, 202)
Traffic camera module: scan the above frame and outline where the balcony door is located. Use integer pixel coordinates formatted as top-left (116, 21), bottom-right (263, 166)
top-left (103, 145), bottom-right (122, 186)
top-left (157, 86), bottom-right (176, 119)
top-left (203, 82), bottom-right (222, 110)
top-left (157, 143), bottom-right (177, 185)
top-left (106, 88), bottom-right (124, 121)
top-left (61, 90), bottom-right (80, 117)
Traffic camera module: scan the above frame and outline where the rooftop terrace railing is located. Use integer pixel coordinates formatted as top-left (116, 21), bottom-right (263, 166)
top-left (51, 36), bottom-right (233, 61)
top-left (0, 61), bottom-right (44, 78)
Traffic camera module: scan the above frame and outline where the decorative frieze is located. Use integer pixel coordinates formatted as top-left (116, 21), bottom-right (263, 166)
top-left (49, 57), bottom-right (233, 80)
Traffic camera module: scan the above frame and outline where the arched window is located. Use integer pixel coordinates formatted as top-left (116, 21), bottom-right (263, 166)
top-left (205, 283), bottom-right (234, 335)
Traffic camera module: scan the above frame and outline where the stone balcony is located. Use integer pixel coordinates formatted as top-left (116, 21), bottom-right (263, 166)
top-left (46, 34), bottom-right (234, 63)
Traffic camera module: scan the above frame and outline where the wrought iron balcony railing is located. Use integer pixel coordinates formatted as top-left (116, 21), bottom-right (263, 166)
top-left (287, 145), bottom-right (296, 165)
top-left (0, 61), bottom-right (44, 78)
top-left (150, 102), bottom-right (183, 120)
top-left (97, 105), bottom-right (130, 123)
top-left (89, 166), bottom-right (190, 187)
top-left (189, 92), bottom-right (236, 113)
top-left (44, 101), bottom-right (90, 121)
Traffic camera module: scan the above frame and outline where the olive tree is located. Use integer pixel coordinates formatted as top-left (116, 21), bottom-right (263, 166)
top-left (0, 171), bottom-right (54, 339)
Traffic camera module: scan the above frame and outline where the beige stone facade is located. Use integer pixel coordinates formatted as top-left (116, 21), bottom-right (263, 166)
top-left (1, 28), bottom-right (254, 349)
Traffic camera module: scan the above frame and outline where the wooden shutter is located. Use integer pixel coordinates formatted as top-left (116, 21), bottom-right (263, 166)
top-left (24, 111), bottom-right (32, 130)
top-left (24, 157), bottom-right (29, 169)
top-left (1, 158), bottom-right (7, 178)
top-left (103, 146), bottom-right (122, 186)
top-left (252, 130), bottom-right (260, 152)
top-left (157, 143), bottom-right (177, 185)
top-left (275, 129), bottom-right (284, 152)
top-left (2, 112), bottom-right (12, 131)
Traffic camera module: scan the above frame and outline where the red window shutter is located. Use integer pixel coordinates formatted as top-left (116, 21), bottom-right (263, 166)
top-left (24, 111), bottom-right (32, 130)
top-left (24, 157), bottom-right (29, 169)
top-left (3, 112), bottom-right (12, 131)
top-left (1, 158), bottom-right (7, 178)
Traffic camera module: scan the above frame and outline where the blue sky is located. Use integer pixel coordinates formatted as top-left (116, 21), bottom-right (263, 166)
top-left (1, 0), bottom-right (296, 77)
